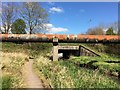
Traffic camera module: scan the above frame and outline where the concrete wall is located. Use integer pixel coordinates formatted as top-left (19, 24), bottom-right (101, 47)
top-left (52, 45), bottom-right (100, 61)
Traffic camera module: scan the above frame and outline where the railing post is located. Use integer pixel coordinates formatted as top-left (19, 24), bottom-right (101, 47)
top-left (53, 37), bottom-right (58, 61)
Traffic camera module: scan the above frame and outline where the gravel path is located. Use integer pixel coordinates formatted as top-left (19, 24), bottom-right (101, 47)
top-left (23, 59), bottom-right (43, 88)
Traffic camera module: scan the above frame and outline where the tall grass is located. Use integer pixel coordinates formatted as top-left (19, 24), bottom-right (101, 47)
top-left (1, 52), bottom-right (27, 88)
top-left (70, 56), bottom-right (120, 75)
top-left (2, 42), bottom-right (120, 88)
top-left (2, 42), bottom-right (52, 55)
top-left (1, 42), bottom-right (52, 88)
top-left (2, 75), bottom-right (12, 89)
top-left (34, 55), bottom-right (120, 88)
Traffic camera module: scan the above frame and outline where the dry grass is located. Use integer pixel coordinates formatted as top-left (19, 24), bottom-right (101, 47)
top-left (1, 52), bottom-right (28, 88)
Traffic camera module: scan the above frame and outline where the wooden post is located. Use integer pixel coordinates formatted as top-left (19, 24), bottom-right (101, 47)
top-left (53, 37), bottom-right (58, 61)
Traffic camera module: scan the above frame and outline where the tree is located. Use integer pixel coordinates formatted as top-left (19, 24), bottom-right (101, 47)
top-left (105, 27), bottom-right (120, 58)
top-left (106, 27), bottom-right (115, 35)
top-left (109, 22), bottom-right (118, 34)
top-left (11, 19), bottom-right (26, 34)
top-left (20, 2), bottom-right (48, 34)
top-left (2, 3), bottom-right (16, 34)
top-left (86, 27), bottom-right (104, 35)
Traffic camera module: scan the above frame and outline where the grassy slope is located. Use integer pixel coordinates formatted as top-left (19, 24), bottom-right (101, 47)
top-left (34, 55), bottom-right (120, 88)
top-left (60, 43), bottom-right (120, 73)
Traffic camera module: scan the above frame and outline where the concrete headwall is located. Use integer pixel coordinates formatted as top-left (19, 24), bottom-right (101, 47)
top-left (53, 45), bottom-right (100, 61)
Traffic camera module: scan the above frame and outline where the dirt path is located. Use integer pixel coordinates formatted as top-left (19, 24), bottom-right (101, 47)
top-left (23, 59), bottom-right (43, 88)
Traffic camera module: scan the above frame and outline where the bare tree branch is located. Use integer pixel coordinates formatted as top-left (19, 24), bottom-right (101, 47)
top-left (20, 2), bottom-right (48, 34)
top-left (2, 2), bottom-right (16, 34)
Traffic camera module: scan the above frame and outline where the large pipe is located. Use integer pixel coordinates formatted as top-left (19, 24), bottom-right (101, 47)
top-left (0, 34), bottom-right (120, 43)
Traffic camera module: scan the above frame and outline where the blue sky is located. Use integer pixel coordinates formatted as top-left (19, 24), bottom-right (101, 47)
top-left (41, 2), bottom-right (118, 34)
top-left (1, 2), bottom-right (118, 34)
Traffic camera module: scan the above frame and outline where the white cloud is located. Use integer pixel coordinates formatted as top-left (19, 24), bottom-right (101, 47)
top-left (50, 27), bottom-right (68, 33)
top-left (46, 23), bottom-right (53, 28)
top-left (49, 7), bottom-right (63, 13)
top-left (45, 23), bottom-right (68, 34)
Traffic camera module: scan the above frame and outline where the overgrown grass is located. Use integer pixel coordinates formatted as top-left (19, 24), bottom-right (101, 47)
top-left (81, 44), bottom-right (120, 59)
top-left (69, 56), bottom-right (120, 78)
top-left (34, 55), bottom-right (120, 88)
top-left (1, 52), bottom-right (27, 88)
top-left (93, 62), bottom-right (120, 72)
top-left (1, 42), bottom-right (120, 88)
top-left (2, 42), bottom-right (52, 58)
top-left (1, 42), bottom-right (52, 88)
top-left (2, 75), bottom-right (12, 89)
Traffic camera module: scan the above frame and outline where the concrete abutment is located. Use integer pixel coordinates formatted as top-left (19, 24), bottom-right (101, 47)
top-left (52, 38), bottom-right (100, 61)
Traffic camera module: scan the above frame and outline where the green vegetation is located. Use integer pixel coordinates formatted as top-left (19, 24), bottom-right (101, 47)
top-left (106, 27), bottom-right (115, 35)
top-left (33, 43), bottom-right (120, 88)
top-left (93, 62), bottom-right (119, 72)
top-left (1, 52), bottom-right (26, 88)
top-left (1, 42), bottom-right (120, 88)
top-left (2, 75), bottom-right (12, 89)
top-left (105, 44), bottom-right (120, 57)
top-left (34, 55), bottom-right (120, 88)
top-left (82, 44), bottom-right (120, 58)
top-left (11, 19), bottom-right (26, 34)
top-left (2, 42), bottom-right (52, 58)
top-left (1, 42), bottom-right (52, 88)
top-left (69, 56), bottom-right (120, 75)
top-left (2, 2), bottom-right (48, 34)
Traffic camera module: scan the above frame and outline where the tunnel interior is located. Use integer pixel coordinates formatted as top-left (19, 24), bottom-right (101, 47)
top-left (58, 49), bottom-right (80, 59)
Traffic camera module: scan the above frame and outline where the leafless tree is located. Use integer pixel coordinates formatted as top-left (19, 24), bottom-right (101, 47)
top-left (2, 3), bottom-right (15, 34)
top-left (20, 2), bottom-right (48, 34)
top-left (0, 3), bottom-right (2, 34)
top-left (86, 27), bottom-right (104, 35)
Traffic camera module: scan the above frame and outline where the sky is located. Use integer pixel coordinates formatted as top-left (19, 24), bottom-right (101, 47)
top-left (1, 2), bottom-right (118, 34)
top-left (41, 2), bottom-right (118, 34)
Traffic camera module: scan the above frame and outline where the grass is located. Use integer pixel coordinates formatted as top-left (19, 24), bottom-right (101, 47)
top-left (1, 42), bottom-right (120, 88)
top-left (2, 75), bottom-right (12, 89)
top-left (1, 43), bottom-right (28, 88)
top-left (59, 61), bottom-right (120, 88)
top-left (1, 42), bottom-right (52, 88)
top-left (2, 42), bottom-right (52, 58)
top-left (93, 62), bottom-right (120, 72)
top-left (70, 56), bottom-right (120, 73)
top-left (81, 44), bottom-right (120, 59)
top-left (1, 52), bottom-right (27, 88)
top-left (34, 55), bottom-right (120, 88)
